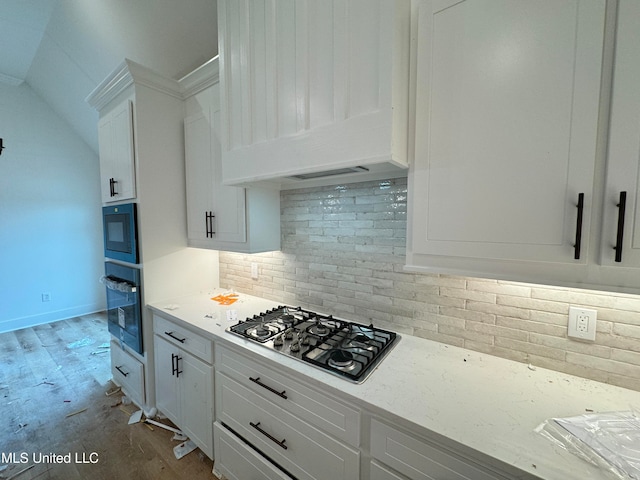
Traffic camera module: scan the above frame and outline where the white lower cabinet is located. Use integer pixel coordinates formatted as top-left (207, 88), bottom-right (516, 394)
top-left (213, 422), bottom-right (290, 480)
top-left (369, 419), bottom-right (511, 480)
top-left (153, 315), bottom-right (214, 459)
top-left (370, 460), bottom-right (405, 480)
top-left (217, 345), bottom-right (360, 446)
top-left (110, 340), bottom-right (145, 407)
top-left (214, 344), bottom-right (360, 480)
top-left (212, 343), bottom-right (517, 480)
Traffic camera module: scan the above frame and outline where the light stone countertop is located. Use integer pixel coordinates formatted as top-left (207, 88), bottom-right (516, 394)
top-left (148, 290), bottom-right (640, 480)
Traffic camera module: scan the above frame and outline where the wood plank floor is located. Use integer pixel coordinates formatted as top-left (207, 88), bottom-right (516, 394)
top-left (0, 313), bottom-right (217, 479)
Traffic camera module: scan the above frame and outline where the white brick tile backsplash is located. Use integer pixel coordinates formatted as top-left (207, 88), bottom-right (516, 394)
top-left (219, 177), bottom-right (640, 391)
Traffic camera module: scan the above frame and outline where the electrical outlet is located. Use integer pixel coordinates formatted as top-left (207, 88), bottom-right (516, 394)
top-left (251, 262), bottom-right (259, 280)
top-left (568, 306), bottom-right (597, 341)
top-left (41, 292), bottom-right (51, 302)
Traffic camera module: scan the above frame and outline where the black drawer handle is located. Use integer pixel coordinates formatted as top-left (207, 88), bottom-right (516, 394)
top-left (250, 422), bottom-right (287, 450)
top-left (115, 365), bottom-right (129, 377)
top-left (249, 376), bottom-right (288, 399)
top-left (164, 331), bottom-right (186, 343)
top-left (574, 193), bottom-right (584, 260)
top-left (614, 191), bottom-right (627, 262)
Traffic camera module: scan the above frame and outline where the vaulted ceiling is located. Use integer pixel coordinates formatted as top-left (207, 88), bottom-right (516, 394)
top-left (0, 0), bottom-right (218, 153)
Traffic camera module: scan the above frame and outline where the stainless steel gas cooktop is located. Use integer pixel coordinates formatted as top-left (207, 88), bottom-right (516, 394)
top-left (227, 306), bottom-right (398, 383)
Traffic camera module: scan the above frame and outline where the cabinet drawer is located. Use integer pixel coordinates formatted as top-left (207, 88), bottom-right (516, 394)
top-left (214, 422), bottom-right (290, 480)
top-left (370, 419), bottom-right (507, 480)
top-left (217, 345), bottom-right (360, 446)
top-left (110, 341), bottom-right (145, 405)
top-left (217, 373), bottom-right (359, 480)
top-left (370, 460), bottom-right (406, 480)
top-left (153, 314), bottom-right (212, 363)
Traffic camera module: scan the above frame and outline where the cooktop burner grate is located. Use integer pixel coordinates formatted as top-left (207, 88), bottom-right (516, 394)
top-left (227, 306), bottom-right (398, 383)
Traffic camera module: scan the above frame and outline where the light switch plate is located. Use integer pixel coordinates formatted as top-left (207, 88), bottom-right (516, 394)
top-left (568, 306), bottom-right (597, 341)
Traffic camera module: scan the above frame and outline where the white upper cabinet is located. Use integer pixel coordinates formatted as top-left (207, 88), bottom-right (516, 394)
top-left (185, 109), bottom-right (248, 245)
top-left (407, 0), bottom-right (607, 284)
top-left (600, 0), bottom-right (640, 269)
top-left (98, 100), bottom-right (136, 203)
top-left (182, 60), bottom-right (281, 253)
top-left (217, 0), bottom-right (411, 188)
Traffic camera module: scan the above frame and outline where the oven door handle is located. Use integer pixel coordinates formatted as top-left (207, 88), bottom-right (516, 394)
top-left (101, 275), bottom-right (137, 293)
top-left (249, 376), bottom-right (288, 399)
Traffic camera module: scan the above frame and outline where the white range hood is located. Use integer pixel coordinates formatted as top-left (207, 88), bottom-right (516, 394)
top-left (217, 0), bottom-right (411, 190)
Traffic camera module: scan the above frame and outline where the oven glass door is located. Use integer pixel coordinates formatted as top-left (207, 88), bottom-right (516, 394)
top-left (106, 286), bottom-right (142, 354)
top-left (104, 262), bottom-right (142, 354)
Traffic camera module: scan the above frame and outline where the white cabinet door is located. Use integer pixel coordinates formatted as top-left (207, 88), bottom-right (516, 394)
top-left (154, 334), bottom-right (214, 459)
top-left (184, 109), bottom-right (247, 244)
top-left (409, 0), bottom-right (605, 265)
top-left (154, 336), bottom-right (180, 425)
top-left (184, 82), bottom-right (280, 254)
top-left (98, 100), bottom-right (136, 203)
top-left (600, 0), bottom-right (640, 268)
top-left (180, 349), bottom-right (213, 458)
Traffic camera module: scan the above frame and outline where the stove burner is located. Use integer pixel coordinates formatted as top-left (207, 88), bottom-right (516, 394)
top-left (280, 313), bottom-right (295, 326)
top-left (347, 333), bottom-right (377, 350)
top-left (328, 350), bottom-right (355, 369)
top-left (352, 333), bottom-right (372, 343)
top-left (249, 326), bottom-right (272, 339)
top-left (308, 323), bottom-right (330, 336)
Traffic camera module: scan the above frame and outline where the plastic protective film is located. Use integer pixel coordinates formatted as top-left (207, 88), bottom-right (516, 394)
top-left (535, 409), bottom-right (640, 480)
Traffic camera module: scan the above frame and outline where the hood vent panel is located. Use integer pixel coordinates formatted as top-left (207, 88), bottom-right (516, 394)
top-left (287, 166), bottom-right (370, 181)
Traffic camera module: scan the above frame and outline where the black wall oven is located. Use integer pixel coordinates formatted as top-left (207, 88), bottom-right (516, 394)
top-left (103, 261), bottom-right (142, 354)
top-left (102, 202), bottom-right (138, 264)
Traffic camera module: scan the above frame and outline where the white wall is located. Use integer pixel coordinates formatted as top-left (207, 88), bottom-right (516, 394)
top-left (0, 82), bottom-right (105, 333)
top-left (26, 0), bottom-right (218, 153)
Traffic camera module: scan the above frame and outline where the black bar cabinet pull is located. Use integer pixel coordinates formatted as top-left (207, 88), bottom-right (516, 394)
top-left (614, 191), bottom-right (627, 263)
top-left (164, 331), bottom-right (186, 343)
top-left (249, 376), bottom-right (288, 399)
top-left (574, 193), bottom-right (584, 260)
top-left (171, 353), bottom-right (178, 376)
top-left (175, 355), bottom-right (182, 378)
top-left (205, 211), bottom-right (216, 238)
top-left (249, 422), bottom-right (288, 450)
top-left (115, 365), bottom-right (129, 377)
top-left (109, 177), bottom-right (118, 197)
